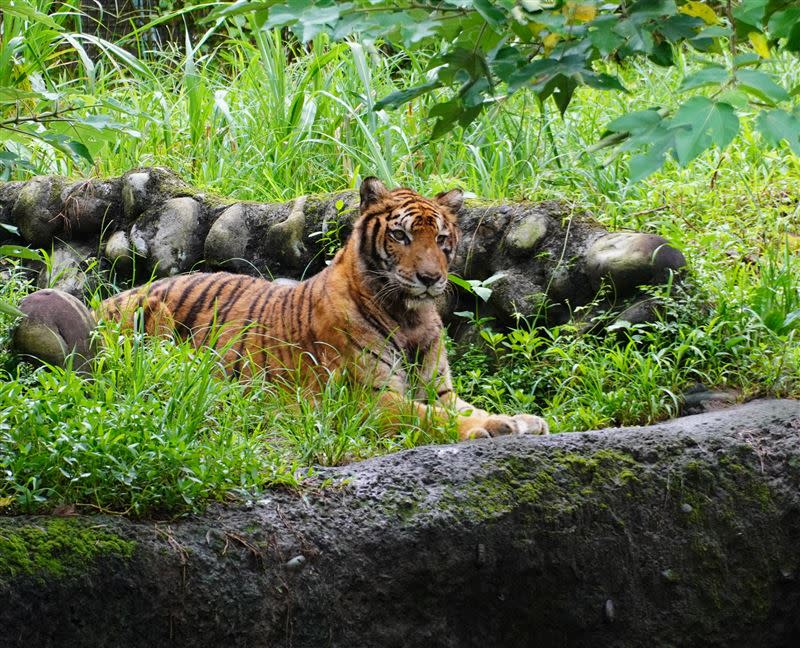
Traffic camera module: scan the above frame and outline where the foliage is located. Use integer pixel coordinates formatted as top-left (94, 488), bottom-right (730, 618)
top-left (0, 226), bottom-right (42, 316)
top-left (0, 3), bottom-right (799, 516)
top-left (0, 311), bottom-right (446, 515)
top-left (209, 0), bottom-right (800, 179)
top-left (0, 0), bottom-right (144, 177)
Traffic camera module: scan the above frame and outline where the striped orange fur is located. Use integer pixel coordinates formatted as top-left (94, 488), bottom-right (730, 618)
top-left (100, 178), bottom-right (548, 440)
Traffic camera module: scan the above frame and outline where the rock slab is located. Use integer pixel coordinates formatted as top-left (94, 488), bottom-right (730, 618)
top-left (1, 400), bottom-right (799, 648)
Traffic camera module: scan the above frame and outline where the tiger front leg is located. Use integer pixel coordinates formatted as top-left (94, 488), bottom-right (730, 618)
top-left (418, 336), bottom-right (549, 440)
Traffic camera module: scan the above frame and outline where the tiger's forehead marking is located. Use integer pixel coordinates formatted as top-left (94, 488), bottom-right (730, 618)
top-left (386, 189), bottom-right (453, 232)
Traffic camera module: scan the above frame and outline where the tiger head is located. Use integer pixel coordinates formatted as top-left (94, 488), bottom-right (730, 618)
top-left (354, 177), bottom-right (463, 307)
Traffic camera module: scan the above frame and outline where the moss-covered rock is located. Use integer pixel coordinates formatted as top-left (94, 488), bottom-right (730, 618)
top-left (0, 519), bottom-right (135, 583)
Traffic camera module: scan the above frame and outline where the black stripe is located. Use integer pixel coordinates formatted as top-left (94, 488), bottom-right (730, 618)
top-left (232, 286), bottom-right (274, 376)
top-left (369, 218), bottom-right (383, 258)
top-left (167, 274), bottom-right (209, 321)
top-left (298, 281), bottom-right (314, 340)
top-left (437, 388), bottom-right (453, 398)
top-left (280, 286), bottom-right (293, 341)
top-left (181, 274), bottom-right (231, 333)
top-left (364, 346), bottom-right (395, 369)
top-left (215, 277), bottom-right (256, 321)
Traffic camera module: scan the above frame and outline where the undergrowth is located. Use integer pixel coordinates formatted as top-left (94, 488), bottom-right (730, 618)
top-left (1, 19), bottom-right (799, 516)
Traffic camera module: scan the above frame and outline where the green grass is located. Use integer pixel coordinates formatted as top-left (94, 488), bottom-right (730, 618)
top-left (0, 312), bottom-right (448, 515)
top-left (2, 16), bottom-right (800, 516)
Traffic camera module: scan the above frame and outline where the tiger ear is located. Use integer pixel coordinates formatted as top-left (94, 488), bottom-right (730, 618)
top-left (435, 188), bottom-right (464, 215)
top-left (360, 176), bottom-right (389, 210)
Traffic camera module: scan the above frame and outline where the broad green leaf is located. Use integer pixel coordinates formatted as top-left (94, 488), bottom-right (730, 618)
top-left (736, 69), bottom-right (789, 105)
top-left (0, 301), bottom-right (24, 318)
top-left (679, 64), bottom-right (728, 92)
top-left (473, 0), bottom-right (506, 28)
top-left (64, 140), bottom-right (94, 165)
top-left (374, 80), bottom-right (441, 111)
top-left (658, 13), bottom-right (704, 42)
top-left (768, 7), bottom-right (800, 38)
top-left (507, 58), bottom-right (558, 92)
top-left (614, 17), bottom-right (655, 54)
top-left (629, 138), bottom-right (671, 181)
top-left (670, 96), bottom-right (738, 164)
top-left (552, 75), bottom-right (578, 114)
top-left (732, 0), bottom-right (769, 28)
top-left (628, 127), bottom-right (675, 182)
top-left (0, 87), bottom-right (48, 104)
top-left (581, 71), bottom-right (626, 92)
top-left (429, 99), bottom-right (461, 139)
top-left (0, 244), bottom-right (44, 261)
top-left (648, 41), bottom-right (674, 66)
top-left (733, 52), bottom-right (761, 67)
top-left (448, 275), bottom-right (473, 292)
top-left (756, 109), bottom-right (800, 155)
top-left (490, 46), bottom-right (526, 83)
top-left (266, 0), bottom-right (345, 42)
top-left (629, 0), bottom-right (676, 19)
top-left (608, 109), bottom-right (663, 134)
top-left (589, 15), bottom-right (625, 55)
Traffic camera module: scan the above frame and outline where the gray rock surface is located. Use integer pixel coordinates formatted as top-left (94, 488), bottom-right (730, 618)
top-left (0, 169), bottom-right (686, 324)
top-left (131, 196), bottom-right (204, 276)
top-left (1, 400), bottom-right (799, 648)
top-left (12, 175), bottom-right (68, 246)
top-left (36, 241), bottom-right (95, 296)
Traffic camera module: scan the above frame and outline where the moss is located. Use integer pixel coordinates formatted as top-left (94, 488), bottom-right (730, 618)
top-left (435, 448), bottom-right (640, 524)
top-left (0, 519), bottom-right (136, 583)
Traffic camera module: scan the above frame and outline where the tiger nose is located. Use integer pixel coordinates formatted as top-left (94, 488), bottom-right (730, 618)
top-left (417, 271), bottom-right (442, 287)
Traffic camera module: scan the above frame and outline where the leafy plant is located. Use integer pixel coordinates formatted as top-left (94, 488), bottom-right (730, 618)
top-left (0, 226), bottom-right (42, 316)
top-left (209, 0), bottom-right (800, 180)
top-left (0, 0), bottom-right (144, 176)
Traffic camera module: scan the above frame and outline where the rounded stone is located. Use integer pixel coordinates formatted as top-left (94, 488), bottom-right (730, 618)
top-left (60, 180), bottom-right (116, 237)
top-left (584, 233), bottom-right (686, 292)
top-left (132, 197), bottom-right (203, 277)
top-left (37, 243), bottom-right (92, 297)
top-left (121, 167), bottom-right (190, 222)
top-left (105, 230), bottom-right (134, 268)
top-left (12, 176), bottom-right (67, 246)
top-left (12, 289), bottom-right (96, 369)
top-left (505, 214), bottom-right (548, 254)
top-left (121, 171), bottom-right (152, 221)
top-left (204, 203), bottom-right (248, 269)
top-left (265, 195), bottom-right (308, 269)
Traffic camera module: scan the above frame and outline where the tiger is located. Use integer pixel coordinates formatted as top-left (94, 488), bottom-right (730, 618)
top-left (99, 177), bottom-right (549, 440)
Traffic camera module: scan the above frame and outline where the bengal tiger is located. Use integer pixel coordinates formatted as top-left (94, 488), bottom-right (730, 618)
top-left (99, 177), bottom-right (549, 440)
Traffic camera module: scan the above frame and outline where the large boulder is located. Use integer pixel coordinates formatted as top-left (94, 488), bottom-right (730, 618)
top-left (0, 400), bottom-right (798, 648)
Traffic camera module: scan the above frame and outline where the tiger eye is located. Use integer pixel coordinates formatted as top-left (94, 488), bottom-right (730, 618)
top-left (390, 229), bottom-right (410, 244)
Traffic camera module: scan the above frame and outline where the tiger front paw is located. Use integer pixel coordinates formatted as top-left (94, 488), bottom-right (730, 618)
top-left (458, 413), bottom-right (549, 440)
top-left (482, 413), bottom-right (549, 437)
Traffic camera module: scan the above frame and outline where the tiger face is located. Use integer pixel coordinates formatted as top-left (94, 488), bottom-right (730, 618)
top-left (357, 177), bottom-right (463, 306)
